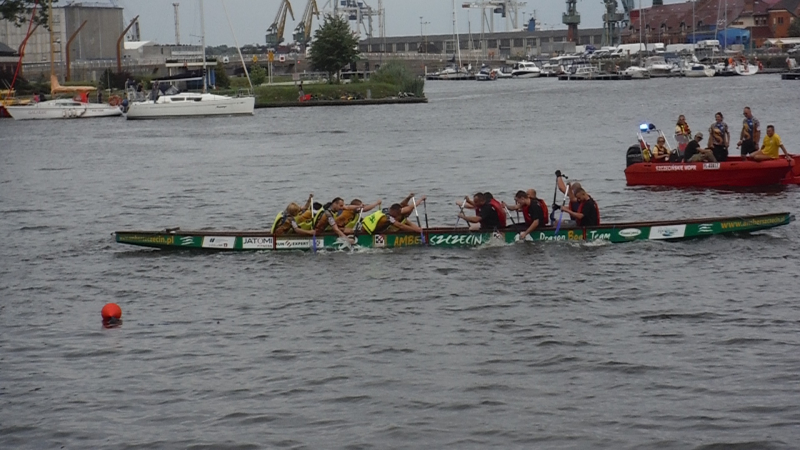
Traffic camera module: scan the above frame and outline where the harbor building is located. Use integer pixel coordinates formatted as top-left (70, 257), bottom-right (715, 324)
top-left (621, 0), bottom-right (799, 48)
top-left (360, 28), bottom-right (605, 59)
top-left (0, 3), bottom-right (124, 65)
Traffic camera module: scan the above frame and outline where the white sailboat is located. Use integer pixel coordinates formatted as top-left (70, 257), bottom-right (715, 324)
top-left (6, 1), bottom-right (122, 120)
top-left (126, 0), bottom-right (255, 120)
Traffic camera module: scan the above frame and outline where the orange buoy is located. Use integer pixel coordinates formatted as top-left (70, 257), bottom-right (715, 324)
top-left (101, 303), bottom-right (122, 321)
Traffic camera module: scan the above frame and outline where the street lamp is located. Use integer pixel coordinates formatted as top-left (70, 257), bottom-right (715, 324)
top-left (55, 38), bottom-right (62, 80)
top-left (420, 16), bottom-right (430, 54)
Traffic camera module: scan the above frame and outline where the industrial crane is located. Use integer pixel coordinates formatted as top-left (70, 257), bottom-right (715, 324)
top-left (266, 0), bottom-right (295, 49)
top-left (601, 0), bottom-right (635, 46)
top-left (562, 0), bottom-right (580, 43)
top-left (293, 0), bottom-right (319, 49)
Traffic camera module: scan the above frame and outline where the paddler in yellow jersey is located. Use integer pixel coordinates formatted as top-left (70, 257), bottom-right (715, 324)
top-left (385, 193), bottom-right (426, 231)
top-left (335, 198), bottom-right (382, 233)
top-left (271, 202), bottom-right (317, 236)
top-left (361, 203), bottom-right (423, 235)
top-left (313, 197), bottom-right (356, 244)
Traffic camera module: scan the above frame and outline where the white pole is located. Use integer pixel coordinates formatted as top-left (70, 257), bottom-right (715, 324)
top-left (200, 0), bottom-right (207, 93)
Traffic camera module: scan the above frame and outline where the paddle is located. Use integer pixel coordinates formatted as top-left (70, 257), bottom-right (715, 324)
top-left (349, 207), bottom-right (365, 250)
top-left (503, 203), bottom-right (516, 226)
top-left (551, 170), bottom-right (567, 224)
top-left (411, 197), bottom-right (426, 245)
top-left (454, 198), bottom-right (468, 228)
top-left (423, 199), bottom-right (429, 229)
top-left (310, 195), bottom-right (316, 253)
top-left (554, 183), bottom-right (571, 235)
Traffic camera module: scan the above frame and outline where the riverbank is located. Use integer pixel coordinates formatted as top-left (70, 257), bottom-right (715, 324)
top-left (255, 96), bottom-right (427, 108)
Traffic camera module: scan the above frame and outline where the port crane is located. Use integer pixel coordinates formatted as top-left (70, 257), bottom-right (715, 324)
top-left (322, 0), bottom-right (384, 39)
top-left (601, 0), bottom-right (635, 46)
top-left (266, 0), bottom-right (295, 48)
top-left (293, 0), bottom-right (320, 50)
top-left (460, 1), bottom-right (526, 33)
top-left (563, 0), bottom-right (580, 43)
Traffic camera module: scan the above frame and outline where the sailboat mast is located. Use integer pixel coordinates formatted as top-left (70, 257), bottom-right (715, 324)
top-left (452, 0), bottom-right (462, 68)
top-left (200, 0), bottom-right (207, 93)
top-left (49, 0), bottom-right (55, 80)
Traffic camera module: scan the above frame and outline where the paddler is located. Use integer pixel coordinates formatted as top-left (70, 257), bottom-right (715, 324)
top-left (505, 189), bottom-right (549, 226)
top-left (336, 198), bottom-right (382, 233)
top-left (313, 197), bottom-right (355, 244)
top-left (504, 190), bottom-right (545, 240)
top-left (457, 192), bottom-right (504, 230)
top-left (556, 188), bottom-right (600, 227)
top-left (361, 203), bottom-right (423, 235)
top-left (557, 172), bottom-right (583, 214)
top-left (271, 202), bottom-right (316, 237)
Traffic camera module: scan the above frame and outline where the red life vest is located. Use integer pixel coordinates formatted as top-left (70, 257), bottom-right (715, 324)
top-left (488, 199), bottom-right (507, 228)
top-left (521, 200), bottom-right (549, 226)
top-left (577, 198), bottom-right (600, 226)
top-left (538, 199), bottom-right (549, 225)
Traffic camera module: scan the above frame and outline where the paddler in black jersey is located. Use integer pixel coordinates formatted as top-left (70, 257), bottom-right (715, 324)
top-left (271, 202), bottom-right (317, 236)
top-left (313, 197), bottom-right (355, 244)
top-left (361, 203), bottom-right (423, 235)
top-left (504, 190), bottom-right (546, 239)
top-left (458, 192), bottom-right (504, 230)
top-left (557, 188), bottom-right (600, 227)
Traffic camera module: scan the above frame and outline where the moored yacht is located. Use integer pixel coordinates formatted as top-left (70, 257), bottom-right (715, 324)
top-left (510, 61), bottom-right (541, 78)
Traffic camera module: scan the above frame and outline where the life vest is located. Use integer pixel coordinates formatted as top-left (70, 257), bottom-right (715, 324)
top-left (677, 123), bottom-right (690, 136)
top-left (361, 210), bottom-right (388, 235)
top-left (640, 139), bottom-right (652, 162)
top-left (336, 209), bottom-right (357, 228)
top-left (488, 199), bottom-right (507, 228)
top-left (270, 211), bottom-right (291, 234)
top-left (577, 198), bottom-right (600, 226)
top-left (537, 199), bottom-right (549, 225)
top-left (312, 209), bottom-right (334, 232)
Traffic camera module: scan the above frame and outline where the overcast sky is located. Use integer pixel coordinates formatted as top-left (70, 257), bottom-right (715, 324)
top-left (113, 0), bottom-right (669, 46)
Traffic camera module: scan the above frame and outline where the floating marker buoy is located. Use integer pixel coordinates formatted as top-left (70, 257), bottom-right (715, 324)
top-left (101, 303), bottom-right (122, 321)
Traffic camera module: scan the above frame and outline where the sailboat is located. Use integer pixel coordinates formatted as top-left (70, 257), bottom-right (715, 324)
top-left (6, 1), bottom-right (123, 120)
top-left (125, 0), bottom-right (255, 119)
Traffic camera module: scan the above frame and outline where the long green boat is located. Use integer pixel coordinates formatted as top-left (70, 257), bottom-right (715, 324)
top-left (114, 212), bottom-right (793, 251)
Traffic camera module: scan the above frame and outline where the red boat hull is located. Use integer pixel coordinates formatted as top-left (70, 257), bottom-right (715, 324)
top-left (625, 156), bottom-right (799, 187)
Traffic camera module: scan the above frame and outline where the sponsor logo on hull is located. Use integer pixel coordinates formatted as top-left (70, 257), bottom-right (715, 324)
top-left (276, 239), bottom-right (313, 249)
top-left (242, 237), bottom-right (274, 249)
top-left (697, 224), bottom-right (714, 233)
top-left (656, 165), bottom-right (697, 172)
top-left (618, 228), bottom-right (642, 239)
top-left (202, 236), bottom-right (236, 249)
top-left (648, 225), bottom-right (686, 240)
top-left (429, 234), bottom-right (486, 246)
top-left (703, 163), bottom-right (721, 170)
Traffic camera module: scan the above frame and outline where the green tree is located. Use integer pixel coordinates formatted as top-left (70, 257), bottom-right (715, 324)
top-left (789, 18), bottom-right (800, 38)
top-left (214, 61), bottom-right (230, 89)
top-left (309, 14), bottom-right (360, 83)
top-left (1, 0), bottom-right (56, 28)
top-left (250, 64), bottom-right (267, 85)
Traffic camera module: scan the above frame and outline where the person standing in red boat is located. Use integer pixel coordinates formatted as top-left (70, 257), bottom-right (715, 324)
top-left (708, 112), bottom-right (730, 162)
top-left (751, 125), bottom-right (791, 162)
top-left (738, 106), bottom-right (761, 160)
top-left (675, 115), bottom-right (691, 139)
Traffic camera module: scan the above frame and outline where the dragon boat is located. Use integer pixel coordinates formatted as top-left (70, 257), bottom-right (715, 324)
top-left (114, 212), bottom-right (793, 251)
top-left (625, 124), bottom-right (800, 187)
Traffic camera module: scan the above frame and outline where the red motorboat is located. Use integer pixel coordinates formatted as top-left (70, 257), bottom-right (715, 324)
top-left (625, 124), bottom-right (799, 187)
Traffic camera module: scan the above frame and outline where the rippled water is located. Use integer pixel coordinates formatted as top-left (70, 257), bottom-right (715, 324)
top-left (2, 75), bottom-right (800, 449)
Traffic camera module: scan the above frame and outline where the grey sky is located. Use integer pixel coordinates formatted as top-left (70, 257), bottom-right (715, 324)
top-left (114, 0), bottom-right (668, 46)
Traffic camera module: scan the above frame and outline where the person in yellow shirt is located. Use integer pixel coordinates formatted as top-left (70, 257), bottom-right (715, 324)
top-left (650, 136), bottom-right (671, 162)
top-left (752, 125), bottom-right (790, 162)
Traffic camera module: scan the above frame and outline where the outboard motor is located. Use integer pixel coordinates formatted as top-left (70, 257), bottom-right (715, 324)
top-left (626, 145), bottom-right (644, 166)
